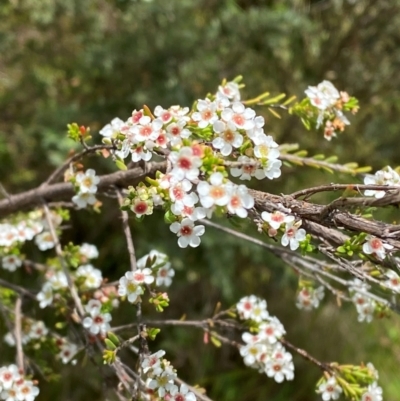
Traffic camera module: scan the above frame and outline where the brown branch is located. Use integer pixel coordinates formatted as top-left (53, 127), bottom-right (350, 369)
top-left (250, 189), bottom-right (400, 248)
top-left (44, 144), bottom-right (115, 185)
top-left (0, 161), bottom-right (167, 219)
top-left (116, 190), bottom-right (137, 271)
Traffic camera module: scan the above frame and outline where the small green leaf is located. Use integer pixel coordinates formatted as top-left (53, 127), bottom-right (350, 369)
top-left (116, 159), bottom-right (127, 170)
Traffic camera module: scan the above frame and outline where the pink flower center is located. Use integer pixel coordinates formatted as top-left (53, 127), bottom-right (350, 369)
top-left (271, 213), bottom-right (284, 223)
top-left (223, 130), bottom-right (235, 142)
top-left (232, 114), bottom-right (245, 127)
top-left (94, 316), bottom-right (104, 324)
top-left (210, 186), bottom-right (225, 199)
top-left (132, 111), bottom-right (143, 123)
top-left (243, 301), bottom-right (252, 310)
top-left (134, 201), bottom-right (148, 214)
top-left (180, 226), bottom-right (193, 236)
top-left (172, 187), bottom-right (184, 200)
top-left (170, 126), bottom-right (180, 136)
top-left (201, 110), bottom-right (213, 121)
top-left (370, 238), bottom-right (382, 250)
top-left (134, 272), bottom-right (145, 282)
top-left (286, 228), bottom-right (295, 238)
top-left (139, 126), bottom-right (152, 137)
top-left (230, 196), bottom-right (241, 208)
top-left (178, 157), bottom-right (192, 170)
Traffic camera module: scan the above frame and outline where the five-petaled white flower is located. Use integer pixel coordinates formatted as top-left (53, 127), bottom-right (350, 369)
top-left (170, 219), bottom-right (205, 248)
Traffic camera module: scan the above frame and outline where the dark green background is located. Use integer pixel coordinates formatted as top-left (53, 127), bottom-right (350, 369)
top-left (1, 0), bottom-right (400, 400)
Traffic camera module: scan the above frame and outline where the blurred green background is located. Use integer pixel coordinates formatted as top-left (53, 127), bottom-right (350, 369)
top-left (1, 0), bottom-right (400, 400)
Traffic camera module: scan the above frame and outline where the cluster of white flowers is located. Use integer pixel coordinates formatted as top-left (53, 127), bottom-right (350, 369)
top-left (296, 286), bottom-right (325, 310)
top-left (82, 299), bottom-right (112, 336)
top-left (261, 211), bottom-right (307, 251)
top-left (141, 350), bottom-right (196, 400)
top-left (236, 296), bottom-right (294, 383)
top-left (4, 321), bottom-right (48, 347)
top-left (100, 81), bottom-right (284, 248)
top-left (362, 235), bottom-right (393, 260)
top-left (0, 215), bottom-right (51, 264)
top-left (349, 280), bottom-right (376, 323)
top-left (36, 243), bottom-right (101, 308)
top-left (0, 364), bottom-right (39, 401)
top-left (118, 251), bottom-right (174, 303)
top-left (364, 166), bottom-right (400, 199)
top-left (305, 80), bottom-right (351, 140)
top-left (3, 324), bottom-right (78, 365)
top-left (72, 169), bottom-right (100, 209)
top-left (317, 364), bottom-right (382, 401)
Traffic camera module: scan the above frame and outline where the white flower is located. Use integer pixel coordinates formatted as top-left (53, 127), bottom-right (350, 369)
top-left (361, 382), bottom-right (383, 401)
top-left (37, 282), bottom-right (53, 308)
top-left (72, 192), bottom-right (97, 209)
top-left (141, 350), bottom-right (166, 375)
top-left (169, 219), bottom-right (205, 248)
top-left (169, 179), bottom-right (193, 206)
top-left (351, 293), bottom-right (375, 323)
top-left (236, 295), bottom-right (269, 322)
top-left (170, 384), bottom-right (197, 401)
top-left (0, 224), bottom-right (18, 247)
top-left (384, 270), bottom-right (400, 293)
top-left (226, 183), bottom-right (254, 218)
top-left (130, 116), bottom-right (163, 142)
top-left (75, 169), bottom-right (100, 194)
top-left (212, 120), bottom-right (243, 156)
top-left (166, 120), bottom-right (191, 145)
top-left (58, 341), bottom-right (78, 364)
top-left (131, 143), bottom-right (153, 162)
top-left (281, 221), bottom-right (306, 251)
top-left (318, 376), bottom-right (343, 401)
top-left (296, 287), bottom-right (325, 310)
top-left (76, 264), bottom-right (103, 289)
top-left (82, 300), bottom-right (112, 336)
top-left (263, 158), bottom-right (282, 180)
top-left (49, 271), bottom-right (68, 290)
top-left (221, 102), bottom-right (255, 130)
top-left (197, 172), bottom-right (230, 208)
top-left (218, 81), bottom-right (241, 101)
top-left (28, 321), bottom-right (48, 340)
top-left (264, 345), bottom-right (294, 382)
top-left (2, 255), bottom-right (22, 272)
top-left (258, 317), bottom-right (286, 344)
top-left (171, 202), bottom-right (207, 222)
top-left (192, 99), bottom-right (218, 128)
top-left (154, 105), bottom-right (174, 124)
top-left (169, 147), bottom-right (202, 182)
top-left (16, 380), bottom-right (40, 401)
top-left (261, 211), bottom-right (294, 230)
top-left (364, 166), bottom-right (400, 198)
top-left (362, 235), bottom-right (393, 259)
top-left (118, 273), bottom-right (145, 303)
top-left (146, 366), bottom-right (177, 398)
top-left (240, 342), bottom-right (268, 367)
top-left (155, 265), bottom-right (175, 287)
top-left (230, 156), bottom-right (264, 181)
top-left (0, 364), bottom-right (20, 389)
top-left (99, 117), bottom-right (125, 138)
top-left (79, 243), bottom-right (99, 259)
top-left (34, 231), bottom-right (55, 251)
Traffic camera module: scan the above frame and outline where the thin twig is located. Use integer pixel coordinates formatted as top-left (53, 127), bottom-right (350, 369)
top-left (14, 298), bottom-right (24, 372)
top-left (42, 202), bottom-right (85, 317)
top-left (116, 190), bottom-right (137, 271)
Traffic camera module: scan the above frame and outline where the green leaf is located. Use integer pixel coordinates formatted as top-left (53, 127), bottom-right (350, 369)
top-left (115, 159), bottom-right (127, 170)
